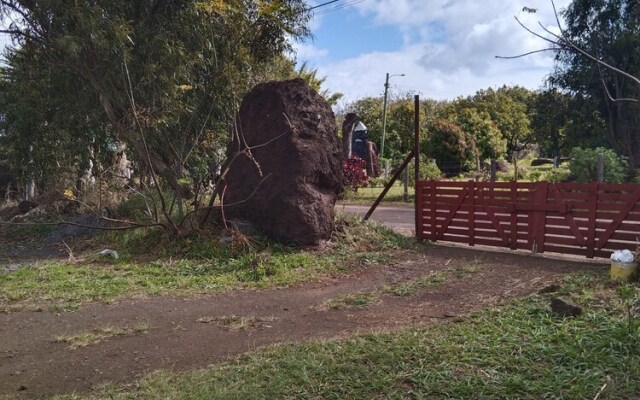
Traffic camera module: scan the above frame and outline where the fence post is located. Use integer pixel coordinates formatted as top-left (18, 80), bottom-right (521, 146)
top-left (490, 159), bottom-right (497, 182)
top-left (597, 153), bottom-right (605, 182)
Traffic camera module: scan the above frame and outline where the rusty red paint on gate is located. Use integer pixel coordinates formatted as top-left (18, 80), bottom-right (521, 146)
top-left (415, 180), bottom-right (640, 259)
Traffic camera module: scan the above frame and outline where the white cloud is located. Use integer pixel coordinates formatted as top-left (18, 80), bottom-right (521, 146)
top-left (318, 43), bottom-right (554, 106)
top-left (291, 42), bottom-right (329, 61)
top-left (305, 0), bottom-right (572, 103)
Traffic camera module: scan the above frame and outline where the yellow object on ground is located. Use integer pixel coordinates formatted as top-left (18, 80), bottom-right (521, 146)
top-left (610, 261), bottom-right (638, 281)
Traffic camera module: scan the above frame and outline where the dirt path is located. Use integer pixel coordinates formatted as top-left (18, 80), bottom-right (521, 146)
top-left (0, 245), bottom-right (603, 398)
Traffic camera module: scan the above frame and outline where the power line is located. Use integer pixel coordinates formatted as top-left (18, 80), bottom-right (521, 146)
top-left (307, 0), bottom-right (341, 11)
top-left (313, 0), bottom-right (369, 15)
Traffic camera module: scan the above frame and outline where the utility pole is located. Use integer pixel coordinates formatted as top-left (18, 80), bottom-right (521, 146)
top-left (381, 73), bottom-right (390, 160)
top-left (380, 72), bottom-right (405, 162)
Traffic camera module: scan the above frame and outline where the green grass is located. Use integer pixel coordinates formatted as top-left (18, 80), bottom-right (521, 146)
top-left (54, 323), bottom-right (150, 349)
top-left (385, 261), bottom-right (483, 297)
top-left (0, 215), bottom-right (416, 312)
top-left (55, 274), bottom-right (640, 400)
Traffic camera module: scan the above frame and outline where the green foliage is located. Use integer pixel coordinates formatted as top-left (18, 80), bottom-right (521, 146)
top-left (424, 119), bottom-right (476, 175)
top-left (367, 177), bottom-right (389, 189)
top-left (551, 0), bottom-right (640, 168)
top-left (408, 158), bottom-right (442, 186)
top-left (439, 104), bottom-right (506, 161)
top-left (468, 86), bottom-right (533, 157)
top-left (543, 167), bottom-right (572, 183)
top-left (569, 147), bottom-right (629, 183)
top-left (0, 0), bottom-right (310, 201)
top-left (529, 88), bottom-right (571, 158)
top-left (528, 89), bottom-right (608, 159)
top-left (0, 48), bottom-right (116, 191)
top-left (616, 284), bottom-right (640, 334)
top-left (385, 97), bottom-right (425, 160)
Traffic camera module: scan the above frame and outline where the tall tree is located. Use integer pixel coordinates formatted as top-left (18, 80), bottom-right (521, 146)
top-left (0, 0), bottom-right (310, 202)
top-left (438, 102), bottom-right (506, 163)
top-left (530, 88), bottom-right (571, 159)
top-left (550, 0), bottom-right (640, 167)
top-left (423, 118), bottom-right (476, 175)
top-left (468, 86), bottom-right (534, 158)
top-left (0, 43), bottom-right (116, 192)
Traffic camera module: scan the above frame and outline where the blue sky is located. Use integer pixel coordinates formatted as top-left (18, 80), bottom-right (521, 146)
top-left (294, 0), bottom-right (572, 104)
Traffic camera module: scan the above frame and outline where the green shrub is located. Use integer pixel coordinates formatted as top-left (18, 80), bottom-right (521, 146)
top-left (424, 119), bottom-right (476, 175)
top-left (527, 169), bottom-right (544, 182)
top-left (496, 166), bottom-right (527, 182)
top-left (545, 167), bottom-right (572, 183)
top-left (408, 158), bottom-right (442, 187)
top-left (368, 177), bottom-right (389, 188)
top-left (569, 147), bottom-right (628, 183)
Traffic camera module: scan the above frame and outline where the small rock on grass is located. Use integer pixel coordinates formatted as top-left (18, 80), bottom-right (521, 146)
top-left (550, 298), bottom-right (582, 318)
top-left (539, 283), bottom-right (561, 294)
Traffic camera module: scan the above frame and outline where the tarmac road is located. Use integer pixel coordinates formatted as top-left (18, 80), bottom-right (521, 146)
top-left (337, 203), bottom-right (415, 234)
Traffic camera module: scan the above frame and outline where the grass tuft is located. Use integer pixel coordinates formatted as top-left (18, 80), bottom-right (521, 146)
top-left (54, 323), bottom-right (150, 349)
top-left (316, 291), bottom-right (381, 311)
top-left (197, 315), bottom-right (276, 331)
top-left (386, 261), bottom-right (484, 297)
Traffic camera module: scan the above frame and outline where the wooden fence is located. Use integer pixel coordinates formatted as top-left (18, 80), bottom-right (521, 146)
top-left (415, 180), bottom-right (640, 258)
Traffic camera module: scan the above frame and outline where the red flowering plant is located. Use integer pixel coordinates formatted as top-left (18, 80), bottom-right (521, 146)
top-left (343, 155), bottom-right (368, 191)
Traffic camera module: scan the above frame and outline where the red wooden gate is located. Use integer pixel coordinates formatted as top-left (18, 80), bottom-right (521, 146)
top-left (415, 181), bottom-right (640, 258)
